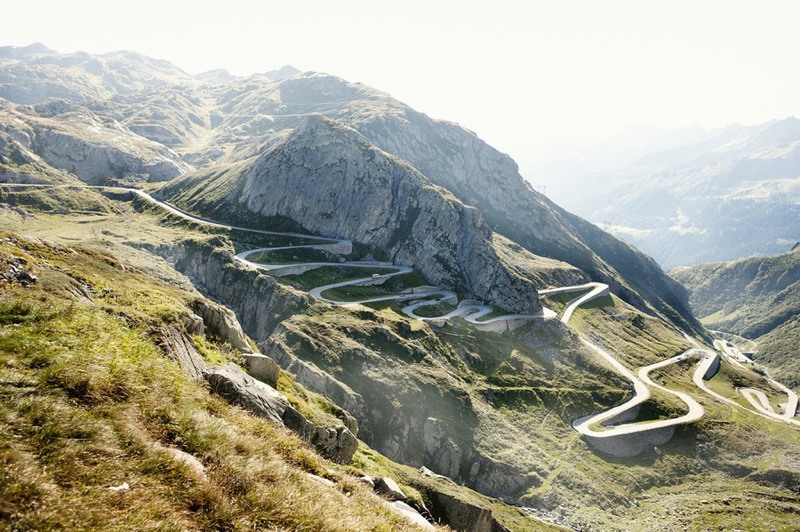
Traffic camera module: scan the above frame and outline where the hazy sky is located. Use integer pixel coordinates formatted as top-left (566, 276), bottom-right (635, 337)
top-left (5, 1), bottom-right (800, 169)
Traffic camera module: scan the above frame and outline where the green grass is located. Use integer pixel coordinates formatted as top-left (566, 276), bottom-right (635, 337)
top-left (412, 301), bottom-right (458, 318)
top-left (319, 271), bottom-right (429, 302)
top-left (472, 306), bottom-right (511, 322)
top-left (245, 246), bottom-right (339, 265)
top-left (280, 266), bottom-right (402, 292)
top-left (0, 233), bottom-right (436, 531)
top-left (540, 288), bottom-right (592, 316)
top-left (570, 294), bottom-right (691, 369)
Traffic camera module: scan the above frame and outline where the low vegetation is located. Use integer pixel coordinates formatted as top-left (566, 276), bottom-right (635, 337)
top-left (671, 245), bottom-right (800, 391)
top-left (0, 232), bottom-right (437, 530)
top-left (2, 189), bottom-right (799, 531)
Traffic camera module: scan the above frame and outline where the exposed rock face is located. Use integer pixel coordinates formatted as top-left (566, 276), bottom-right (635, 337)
top-left (423, 417), bottom-right (462, 479)
top-left (386, 501), bottom-right (434, 531)
top-left (163, 237), bottom-right (311, 339)
top-left (205, 362), bottom-right (308, 428)
top-left (374, 476), bottom-right (408, 501)
top-left (156, 326), bottom-right (208, 381)
top-left (0, 44), bottom-right (196, 104)
top-left (424, 488), bottom-right (510, 532)
top-left (312, 425), bottom-right (358, 464)
top-left (350, 105), bottom-right (703, 335)
top-left (0, 100), bottom-right (191, 184)
top-left (162, 116), bottom-right (541, 313)
top-left (205, 363), bottom-right (358, 464)
top-left (263, 332), bottom-right (366, 424)
top-left (0, 254), bottom-right (37, 287)
top-left (192, 298), bottom-right (251, 352)
top-left (242, 353), bottom-right (280, 388)
top-left (254, 311), bottom-right (555, 502)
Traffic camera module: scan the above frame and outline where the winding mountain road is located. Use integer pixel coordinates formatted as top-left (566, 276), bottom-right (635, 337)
top-left (551, 284), bottom-right (800, 454)
top-left (235, 246), bottom-right (556, 327)
top-left (3, 182), bottom-right (798, 455)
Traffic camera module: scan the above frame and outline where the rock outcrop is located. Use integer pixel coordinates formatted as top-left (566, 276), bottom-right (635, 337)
top-left (192, 298), bottom-right (251, 352)
top-left (0, 100), bottom-right (191, 184)
top-left (156, 325), bottom-right (208, 382)
top-left (311, 424), bottom-right (359, 464)
top-left (374, 476), bottom-right (408, 501)
top-left (0, 44), bottom-right (196, 104)
top-left (161, 116), bottom-right (542, 313)
top-left (205, 363), bottom-right (358, 464)
top-left (242, 353), bottom-right (280, 388)
top-left (205, 362), bottom-right (310, 431)
top-left (349, 102), bottom-right (703, 336)
top-left (162, 236), bottom-right (311, 339)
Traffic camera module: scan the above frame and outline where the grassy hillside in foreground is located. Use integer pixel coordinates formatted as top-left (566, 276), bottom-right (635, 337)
top-left (0, 231), bottom-right (562, 531)
top-left (1, 187), bottom-right (799, 531)
top-left (670, 244), bottom-right (800, 390)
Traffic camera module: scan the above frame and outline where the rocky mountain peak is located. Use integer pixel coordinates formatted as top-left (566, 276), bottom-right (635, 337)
top-left (285, 114), bottom-right (373, 154)
top-left (266, 65), bottom-right (302, 81)
top-left (0, 42), bottom-right (55, 60)
top-left (196, 68), bottom-right (238, 85)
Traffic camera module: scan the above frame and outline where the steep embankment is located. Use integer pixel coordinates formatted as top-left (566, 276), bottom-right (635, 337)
top-left (159, 116), bottom-right (584, 313)
top-left (671, 243), bottom-right (800, 389)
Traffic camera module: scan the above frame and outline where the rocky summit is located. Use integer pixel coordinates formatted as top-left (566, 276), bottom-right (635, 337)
top-left (1, 44), bottom-right (799, 532)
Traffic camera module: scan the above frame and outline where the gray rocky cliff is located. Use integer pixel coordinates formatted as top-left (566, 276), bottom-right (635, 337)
top-left (351, 106), bottom-right (703, 335)
top-left (192, 298), bottom-right (252, 352)
top-left (0, 100), bottom-right (191, 184)
top-left (164, 116), bottom-right (542, 314)
top-left (161, 236), bottom-right (311, 339)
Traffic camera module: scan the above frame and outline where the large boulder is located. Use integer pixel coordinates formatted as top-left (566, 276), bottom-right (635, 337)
top-left (311, 425), bottom-right (358, 464)
top-left (374, 476), bottom-right (407, 501)
top-left (243, 353), bottom-right (280, 388)
top-left (205, 363), bottom-right (309, 432)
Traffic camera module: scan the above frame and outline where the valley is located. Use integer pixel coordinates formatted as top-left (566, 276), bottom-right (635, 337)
top-left (1, 42), bottom-right (800, 531)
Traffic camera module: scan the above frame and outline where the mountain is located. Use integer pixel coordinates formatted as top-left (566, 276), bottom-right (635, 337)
top-left (0, 43), bottom-right (196, 104)
top-left (160, 115), bottom-right (583, 313)
top-left (2, 44), bottom-right (800, 531)
top-left (0, 98), bottom-right (191, 184)
top-left (123, 69), bottom-right (700, 336)
top-left (670, 243), bottom-right (800, 390)
top-left (0, 45), bottom-right (699, 334)
top-left (538, 118), bottom-right (800, 268)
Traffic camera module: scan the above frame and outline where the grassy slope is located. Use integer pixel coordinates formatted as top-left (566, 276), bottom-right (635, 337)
top-left (2, 188), bottom-right (799, 531)
top-left (0, 198), bottom-right (554, 530)
top-left (269, 290), bottom-right (800, 531)
top-left (0, 232), bottom-right (432, 530)
top-left (670, 245), bottom-right (800, 390)
top-left (557, 293), bottom-right (800, 530)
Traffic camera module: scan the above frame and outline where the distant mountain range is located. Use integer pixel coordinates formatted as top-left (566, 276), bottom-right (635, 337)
top-left (534, 118), bottom-right (800, 268)
top-left (0, 43), bottom-right (702, 335)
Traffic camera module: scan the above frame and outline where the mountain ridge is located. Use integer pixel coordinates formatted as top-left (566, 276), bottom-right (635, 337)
top-left (670, 244), bottom-right (800, 390)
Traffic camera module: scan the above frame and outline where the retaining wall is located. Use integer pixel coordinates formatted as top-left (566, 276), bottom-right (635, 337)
top-left (584, 425), bottom-right (676, 457)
